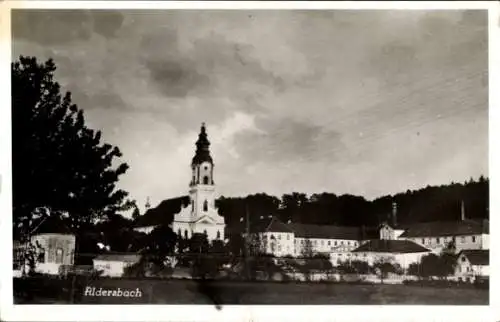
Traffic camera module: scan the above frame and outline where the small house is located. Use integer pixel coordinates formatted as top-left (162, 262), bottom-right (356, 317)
top-left (22, 216), bottom-right (76, 275)
top-left (92, 254), bottom-right (141, 277)
top-left (455, 249), bottom-right (489, 282)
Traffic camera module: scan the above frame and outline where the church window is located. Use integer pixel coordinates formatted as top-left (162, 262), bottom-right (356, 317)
top-left (184, 230), bottom-right (188, 239)
top-left (203, 176), bottom-right (209, 185)
top-left (217, 231), bottom-right (221, 239)
top-left (191, 201), bottom-right (194, 212)
top-left (203, 230), bottom-right (207, 236)
top-left (203, 200), bottom-right (208, 212)
top-left (204, 166), bottom-right (208, 170)
top-left (55, 248), bottom-right (64, 264)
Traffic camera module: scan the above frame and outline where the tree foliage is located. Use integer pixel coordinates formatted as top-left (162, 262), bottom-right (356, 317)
top-left (12, 56), bottom-right (134, 239)
top-left (216, 177), bottom-right (489, 231)
top-left (407, 253), bottom-right (457, 278)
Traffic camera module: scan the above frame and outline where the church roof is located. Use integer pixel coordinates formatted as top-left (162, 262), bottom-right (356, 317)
top-left (192, 123), bottom-right (213, 165)
top-left (398, 219), bottom-right (488, 238)
top-left (133, 196), bottom-right (190, 228)
top-left (352, 239), bottom-right (430, 254)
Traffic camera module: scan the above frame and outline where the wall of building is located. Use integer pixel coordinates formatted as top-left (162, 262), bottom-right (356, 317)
top-left (331, 251), bottom-right (429, 270)
top-left (93, 260), bottom-right (136, 277)
top-left (261, 232), bottom-right (295, 257)
top-left (403, 234), bottom-right (485, 252)
top-left (481, 234), bottom-right (489, 249)
top-left (294, 237), bottom-right (359, 256)
top-left (455, 255), bottom-right (489, 279)
top-left (31, 234), bottom-right (76, 275)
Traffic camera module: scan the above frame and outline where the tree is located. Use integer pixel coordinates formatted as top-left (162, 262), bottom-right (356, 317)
top-left (131, 206), bottom-right (141, 220)
top-left (189, 233), bottom-right (209, 254)
top-left (301, 238), bottom-right (314, 259)
top-left (373, 257), bottom-right (400, 283)
top-left (12, 56), bottom-right (134, 239)
top-left (408, 252), bottom-right (457, 279)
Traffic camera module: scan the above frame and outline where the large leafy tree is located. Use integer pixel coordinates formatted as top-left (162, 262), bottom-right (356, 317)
top-left (12, 56), bottom-right (134, 239)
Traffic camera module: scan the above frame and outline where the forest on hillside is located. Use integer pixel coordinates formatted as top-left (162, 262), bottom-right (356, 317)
top-left (215, 176), bottom-right (489, 230)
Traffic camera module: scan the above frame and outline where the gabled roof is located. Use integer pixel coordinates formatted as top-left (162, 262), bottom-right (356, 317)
top-left (228, 216), bottom-right (379, 240)
top-left (265, 217), bottom-right (294, 233)
top-left (352, 239), bottom-right (430, 254)
top-left (399, 219), bottom-right (488, 238)
top-left (133, 196), bottom-right (190, 228)
top-left (31, 216), bottom-right (72, 235)
top-left (93, 253), bottom-right (142, 263)
top-left (459, 249), bottom-right (489, 266)
top-left (289, 223), bottom-right (367, 240)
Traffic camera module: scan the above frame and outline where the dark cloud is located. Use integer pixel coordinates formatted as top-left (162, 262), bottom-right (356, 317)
top-left (12, 10), bottom-right (93, 45)
top-left (145, 60), bottom-right (211, 98)
top-left (234, 118), bottom-right (343, 164)
top-left (69, 87), bottom-right (128, 112)
top-left (91, 10), bottom-right (125, 38)
top-left (11, 10), bottom-right (124, 45)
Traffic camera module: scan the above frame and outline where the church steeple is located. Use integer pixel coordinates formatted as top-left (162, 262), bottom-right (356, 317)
top-left (190, 123), bottom-right (215, 187)
top-left (192, 122), bottom-right (213, 166)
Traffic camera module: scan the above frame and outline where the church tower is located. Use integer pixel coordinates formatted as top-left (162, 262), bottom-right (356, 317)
top-left (172, 123), bottom-right (225, 242)
top-left (189, 122), bottom-right (216, 221)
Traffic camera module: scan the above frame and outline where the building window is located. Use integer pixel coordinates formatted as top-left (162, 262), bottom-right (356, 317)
top-left (461, 257), bottom-right (466, 262)
top-left (321, 240), bottom-right (324, 246)
top-left (341, 241), bottom-right (344, 245)
top-left (472, 236), bottom-right (476, 243)
top-left (177, 229), bottom-right (181, 237)
top-left (191, 200), bottom-right (194, 212)
top-left (203, 230), bottom-right (207, 236)
top-left (436, 237), bottom-right (440, 244)
top-left (217, 231), bottom-right (221, 239)
top-left (328, 241), bottom-right (331, 246)
top-left (460, 236), bottom-right (465, 243)
top-left (334, 241), bottom-right (338, 246)
top-left (184, 230), bottom-right (188, 239)
top-left (203, 200), bottom-right (208, 212)
top-left (55, 248), bottom-right (64, 264)
top-left (421, 238), bottom-right (425, 244)
top-left (204, 166), bottom-right (208, 170)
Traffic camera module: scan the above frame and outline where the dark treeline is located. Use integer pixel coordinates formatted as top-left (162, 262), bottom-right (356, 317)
top-left (216, 176), bottom-right (489, 230)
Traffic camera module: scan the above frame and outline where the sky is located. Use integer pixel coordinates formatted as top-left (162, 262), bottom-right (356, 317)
top-left (12, 9), bottom-right (488, 212)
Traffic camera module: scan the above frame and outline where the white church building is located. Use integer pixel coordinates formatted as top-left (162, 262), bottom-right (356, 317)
top-left (133, 123), bottom-right (225, 242)
top-left (172, 123), bottom-right (225, 241)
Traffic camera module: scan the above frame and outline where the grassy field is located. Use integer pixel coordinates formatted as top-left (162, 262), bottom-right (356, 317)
top-left (14, 278), bottom-right (488, 305)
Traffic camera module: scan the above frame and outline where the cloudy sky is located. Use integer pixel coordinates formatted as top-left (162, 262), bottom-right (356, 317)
top-left (12, 9), bottom-right (488, 210)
